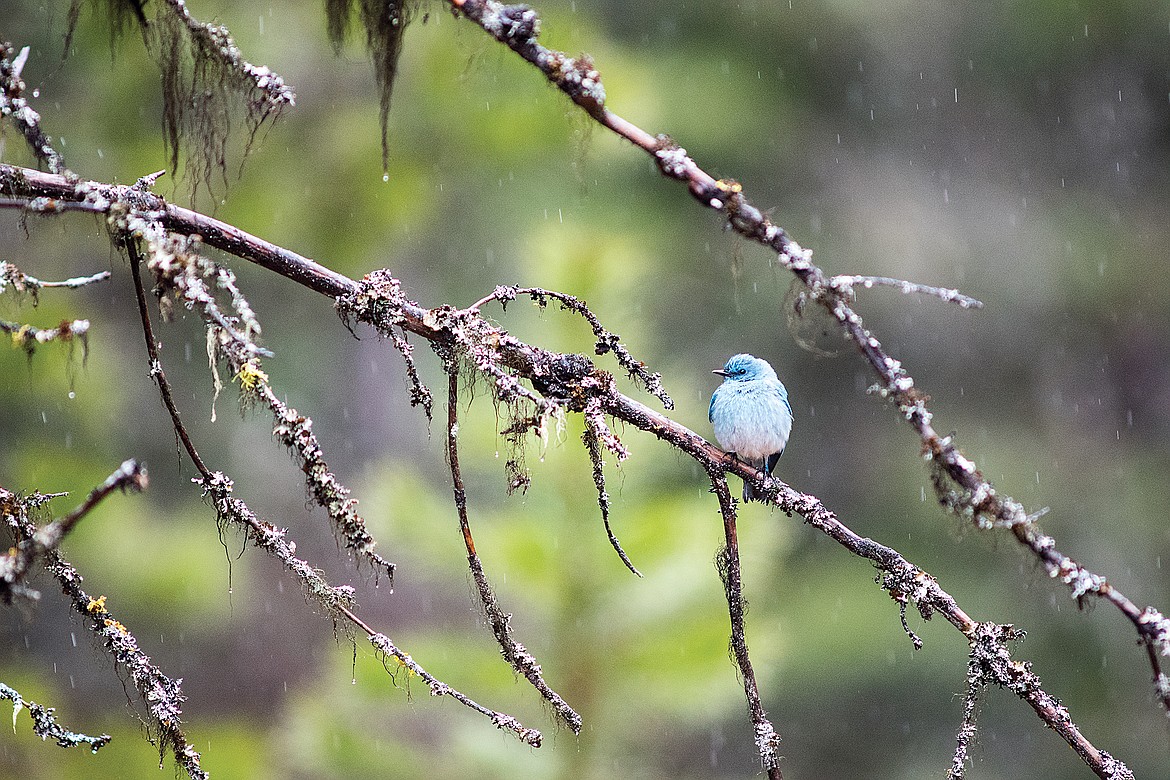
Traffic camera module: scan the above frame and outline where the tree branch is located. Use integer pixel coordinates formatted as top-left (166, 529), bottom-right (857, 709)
top-left (709, 472), bottom-right (783, 779)
top-left (127, 233), bottom-right (542, 748)
top-left (0, 162), bottom-right (1134, 776)
top-left (444, 0), bottom-right (1170, 722)
top-left (0, 682), bottom-right (111, 753)
top-left (445, 363), bottom-right (582, 733)
top-left (0, 487), bottom-right (209, 780)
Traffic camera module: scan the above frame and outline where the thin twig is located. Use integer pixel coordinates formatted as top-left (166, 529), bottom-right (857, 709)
top-left (0, 682), bottom-right (112, 753)
top-left (129, 241), bottom-right (209, 473)
top-left (33, 459), bottom-right (147, 554)
top-left (709, 472), bottom-right (783, 779)
top-left (0, 261), bottom-right (111, 297)
top-left (828, 275), bottom-right (984, 308)
top-left (445, 365), bottom-right (582, 733)
top-left (338, 604), bottom-right (543, 747)
top-left (0, 317), bottom-right (89, 356)
top-left (581, 405), bottom-right (639, 576)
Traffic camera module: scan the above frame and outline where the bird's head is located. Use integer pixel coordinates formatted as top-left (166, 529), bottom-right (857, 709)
top-left (713, 353), bottom-right (777, 382)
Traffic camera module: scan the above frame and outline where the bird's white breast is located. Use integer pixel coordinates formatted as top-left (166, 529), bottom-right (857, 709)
top-left (711, 380), bottom-right (792, 460)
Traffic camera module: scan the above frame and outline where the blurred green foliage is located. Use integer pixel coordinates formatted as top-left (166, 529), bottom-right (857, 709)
top-left (2, 1), bottom-right (1169, 778)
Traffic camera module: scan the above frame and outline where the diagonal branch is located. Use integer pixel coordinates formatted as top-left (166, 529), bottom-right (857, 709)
top-left (440, 0), bottom-right (1170, 720)
top-left (0, 460), bottom-right (146, 602)
top-left (0, 487), bottom-right (208, 780)
top-left (0, 164), bottom-right (1135, 777)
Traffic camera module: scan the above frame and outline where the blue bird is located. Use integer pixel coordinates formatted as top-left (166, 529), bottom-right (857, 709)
top-left (709, 354), bottom-right (793, 502)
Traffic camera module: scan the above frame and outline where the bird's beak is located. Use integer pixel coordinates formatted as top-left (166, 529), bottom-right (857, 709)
top-left (712, 369), bottom-right (728, 377)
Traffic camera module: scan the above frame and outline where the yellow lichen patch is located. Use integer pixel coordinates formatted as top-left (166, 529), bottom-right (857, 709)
top-left (234, 360), bottom-right (269, 391)
top-left (87, 595), bottom-right (109, 614)
top-left (102, 618), bottom-right (128, 634)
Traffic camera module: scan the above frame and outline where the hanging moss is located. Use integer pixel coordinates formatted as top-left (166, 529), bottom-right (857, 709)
top-left (326, 0), bottom-right (416, 173)
top-left (64, 0), bottom-right (295, 195)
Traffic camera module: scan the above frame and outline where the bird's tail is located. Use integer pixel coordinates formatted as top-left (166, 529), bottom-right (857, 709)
top-left (742, 480), bottom-right (760, 503)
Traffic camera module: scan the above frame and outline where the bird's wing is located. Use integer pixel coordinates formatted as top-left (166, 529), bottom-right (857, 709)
top-left (772, 382), bottom-right (793, 418)
top-left (708, 387), bottom-right (718, 423)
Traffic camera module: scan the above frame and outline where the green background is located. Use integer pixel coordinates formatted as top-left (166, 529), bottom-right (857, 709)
top-left (2, 1), bottom-right (1169, 777)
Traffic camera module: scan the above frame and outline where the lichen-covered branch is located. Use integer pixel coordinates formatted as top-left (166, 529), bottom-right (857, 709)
top-left (123, 212), bottom-right (397, 582)
top-left (443, 0), bottom-right (1170, 721)
top-left (127, 247), bottom-right (540, 746)
top-left (0, 43), bottom-right (65, 174)
top-left (709, 472), bottom-right (783, 779)
top-left (0, 682), bottom-right (112, 753)
top-left (444, 365), bottom-right (582, 734)
top-left (473, 285), bottom-right (672, 409)
top-left (0, 488), bottom-right (208, 780)
top-left (0, 261), bottom-right (111, 302)
top-left (948, 622), bottom-right (1133, 780)
top-left (0, 460), bottom-right (147, 601)
top-left (0, 316), bottom-right (90, 357)
top-left (0, 163), bottom-right (1137, 774)
top-left (340, 604), bottom-right (543, 747)
top-left (581, 401), bottom-right (638, 576)
top-left (825, 275), bottom-right (984, 309)
top-left (63, 0), bottom-right (295, 188)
